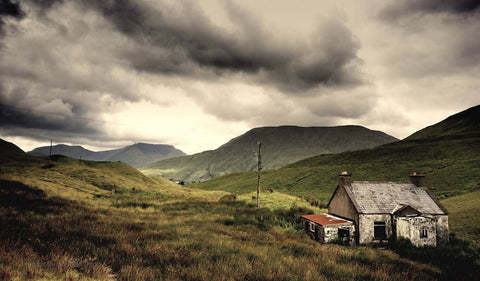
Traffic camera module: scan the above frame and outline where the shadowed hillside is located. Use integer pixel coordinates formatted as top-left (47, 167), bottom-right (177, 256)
top-left (142, 125), bottom-right (397, 182)
top-left (0, 138), bottom-right (29, 161)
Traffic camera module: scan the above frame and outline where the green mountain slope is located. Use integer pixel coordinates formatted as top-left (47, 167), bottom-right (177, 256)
top-left (142, 125), bottom-right (398, 182)
top-left (406, 105), bottom-right (480, 140)
top-left (28, 142), bottom-right (186, 168)
top-left (442, 190), bottom-right (480, 243)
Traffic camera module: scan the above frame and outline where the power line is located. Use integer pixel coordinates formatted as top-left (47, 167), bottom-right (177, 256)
top-left (256, 141), bottom-right (262, 208)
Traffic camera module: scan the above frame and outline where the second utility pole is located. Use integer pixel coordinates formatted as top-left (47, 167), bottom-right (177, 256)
top-left (49, 139), bottom-right (52, 158)
top-left (256, 141), bottom-right (262, 208)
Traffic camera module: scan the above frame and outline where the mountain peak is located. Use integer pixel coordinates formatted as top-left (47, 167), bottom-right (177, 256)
top-left (142, 125), bottom-right (398, 182)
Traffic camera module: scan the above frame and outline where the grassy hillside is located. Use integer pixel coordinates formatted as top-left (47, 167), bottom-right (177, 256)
top-left (142, 125), bottom-right (397, 182)
top-left (441, 190), bottom-right (480, 243)
top-left (190, 135), bottom-right (480, 198)
top-left (406, 105), bottom-right (480, 140)
top-left (28, 143), bottom-right (186, 168)
top-left (1, 150), bottom-right (478, 280)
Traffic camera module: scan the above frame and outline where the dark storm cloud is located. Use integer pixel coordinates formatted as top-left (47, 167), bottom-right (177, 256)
top-left (379, 0), bottom-right (480, 21)
top-left (0, 85), bottom-right (98, 134)
top-left (2, 0), bottom-right (363, 91)
top-left (0, 0), bottom-right (24, 36)
top-left (0, 103), bottom-right (80, 132)
top-left (73, 0), bottom-right (362, 90)
top-left (0, 0), bottom-right (145, 136)
top-left (0, 0), bottom-right (23, 17)
top-left (91, 0), bottom-right (280, 73)
top-left (376, 0), bottom-right (480, 79)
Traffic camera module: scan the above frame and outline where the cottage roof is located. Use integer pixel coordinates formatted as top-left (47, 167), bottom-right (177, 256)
top-left (301, 214), bottom-right (352, 226)
top-left (344, 181), bottom-right (447, 215)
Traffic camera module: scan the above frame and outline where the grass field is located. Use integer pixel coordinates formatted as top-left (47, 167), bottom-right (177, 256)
top-left (441, 190), bottom-right (480, 243)
top-left (2, 154), bottom-right (479, 280)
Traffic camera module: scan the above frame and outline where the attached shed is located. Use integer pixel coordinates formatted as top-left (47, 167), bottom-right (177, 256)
top-left (301, 213), bottom-right (355, 245)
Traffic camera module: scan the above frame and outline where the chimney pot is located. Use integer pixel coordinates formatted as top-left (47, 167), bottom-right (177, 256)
top-left (338, 171), bottom-right (352, 188)
top-left (410, 172), bottom-right (425, 187)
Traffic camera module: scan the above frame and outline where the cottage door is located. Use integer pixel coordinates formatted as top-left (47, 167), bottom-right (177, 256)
top-left (338, 228), bottom-right (350, 245)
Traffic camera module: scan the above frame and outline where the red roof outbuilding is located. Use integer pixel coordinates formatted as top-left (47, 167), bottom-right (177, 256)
top-left (301, 214), bottom-right (351, 226)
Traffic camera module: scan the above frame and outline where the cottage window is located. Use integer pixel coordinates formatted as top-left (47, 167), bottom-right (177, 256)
top-left (374, 222), bottom-right (387, 240)
top-left (420, 228), bottom-right (428, 238)
top-left (309, 222), bottom-right (315, 232)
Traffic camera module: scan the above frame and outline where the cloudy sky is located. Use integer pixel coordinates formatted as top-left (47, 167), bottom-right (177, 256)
top-left (1, 0), bottom-right (479, 154)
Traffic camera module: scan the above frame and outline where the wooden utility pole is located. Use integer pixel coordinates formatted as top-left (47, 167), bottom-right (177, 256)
top-left (49, 139), bottom-right (53, 158)
top-left (256, 142), bottom-right (262, 208)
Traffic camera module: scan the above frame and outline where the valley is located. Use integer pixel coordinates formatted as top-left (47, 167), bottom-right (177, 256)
top-left (1, 105), bottom-right (480, 280)
top-left (2, 1), bottom-right (479, 279)
top-left (0, 143), bottom-right (446, 280)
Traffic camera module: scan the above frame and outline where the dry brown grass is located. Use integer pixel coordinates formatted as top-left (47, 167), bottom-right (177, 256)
top-left (0, 156), bottom-right (457, 280)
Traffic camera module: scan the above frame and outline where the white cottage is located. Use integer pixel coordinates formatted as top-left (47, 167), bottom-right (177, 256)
top-left (326, 172), bottom-right (449, 247)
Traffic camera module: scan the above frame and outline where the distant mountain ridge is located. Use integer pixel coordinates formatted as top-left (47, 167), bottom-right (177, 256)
top-left (28, 143), bottom-right (186, 168)
top-left (141, 125), bottom-right (398, 182)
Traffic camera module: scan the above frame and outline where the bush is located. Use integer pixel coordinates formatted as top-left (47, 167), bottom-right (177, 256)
top-left (390, 234), bottom-right (480, 280)
top-left (218, 194), bottom-right (236, 202)
top-left (331, 237), bottom-right (343, 245)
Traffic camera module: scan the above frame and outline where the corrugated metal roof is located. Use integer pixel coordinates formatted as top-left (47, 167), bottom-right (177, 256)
top-left (301, 214), bottom-right (352, 226)
top-left (346, 181), bottom-right (446, 214)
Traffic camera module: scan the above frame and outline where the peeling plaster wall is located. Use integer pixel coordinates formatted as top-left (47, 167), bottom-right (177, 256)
top-left (322, 224), bottom-right (355, 243)
top-left (302, 218), bottom-right (316, 240)
top-left (396, 217), bottom-right (437, 247)
top-left (435, 215), bottom-right (449, 244)
top-left (358, 214), bottom-right (392, 245)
